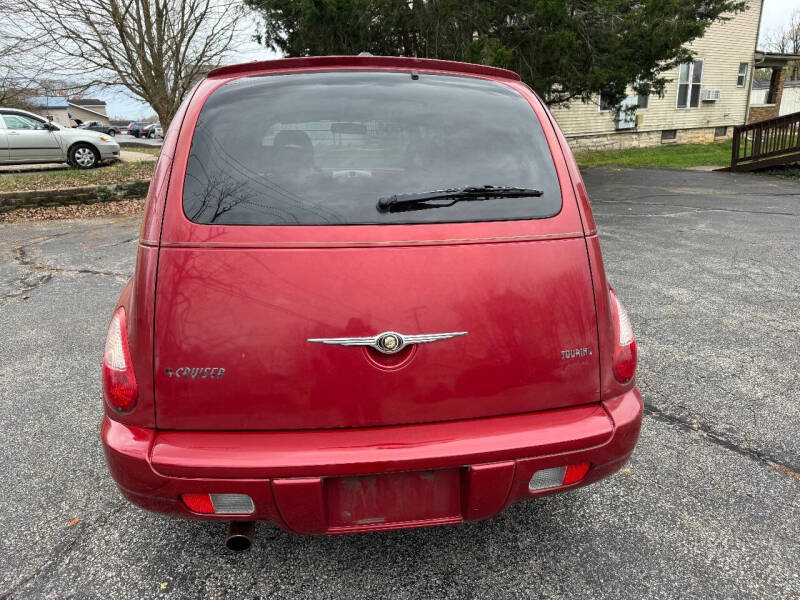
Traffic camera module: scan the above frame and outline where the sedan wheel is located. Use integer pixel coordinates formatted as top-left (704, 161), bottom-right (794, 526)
top-left (70, 144), bottom-right (99, 169)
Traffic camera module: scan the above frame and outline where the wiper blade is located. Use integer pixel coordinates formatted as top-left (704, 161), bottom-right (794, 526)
top-left (376, 185), bottom-right (544, 214)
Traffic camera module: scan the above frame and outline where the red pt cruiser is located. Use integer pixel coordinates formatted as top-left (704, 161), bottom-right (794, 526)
top-left (101, 56), bottom-right (641, 550)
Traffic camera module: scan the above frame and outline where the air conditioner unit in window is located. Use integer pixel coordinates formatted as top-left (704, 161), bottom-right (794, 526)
top-left (614, 113), bottom-right (636, 130)
top-left (614, 97), bottom-right (638, 130)
top-left (702, 89), bottom-right (721, 101)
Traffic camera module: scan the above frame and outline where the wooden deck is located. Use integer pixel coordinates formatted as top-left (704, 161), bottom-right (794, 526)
top-left (731, 111), bottom-right (800, 171)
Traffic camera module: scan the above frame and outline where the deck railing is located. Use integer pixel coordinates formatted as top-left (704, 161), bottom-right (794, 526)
top-left (731, 111), bottom-right (800, 171)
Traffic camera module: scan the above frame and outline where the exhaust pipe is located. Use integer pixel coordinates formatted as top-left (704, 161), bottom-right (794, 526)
top-left (226, 521), bottom-right (255, 551)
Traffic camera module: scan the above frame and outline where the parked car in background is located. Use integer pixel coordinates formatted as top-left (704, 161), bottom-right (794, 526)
top-left (142, 123), bottom-right (163, 139)
top-left (77, 121), bottom-right (120, 136)
top-left (101, 56), bottom-right (642, 550)
top-left (0, 108), bottom-right (120, 168)
top-left (127, 122), bottom-right (151, 138)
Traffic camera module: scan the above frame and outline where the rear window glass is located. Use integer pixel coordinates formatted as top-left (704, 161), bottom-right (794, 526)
top-left (183, 71), bottom-right (561, 225)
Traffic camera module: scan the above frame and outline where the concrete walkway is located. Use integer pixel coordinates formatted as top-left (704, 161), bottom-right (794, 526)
top-left (119, 150), bottom-right (157, 162)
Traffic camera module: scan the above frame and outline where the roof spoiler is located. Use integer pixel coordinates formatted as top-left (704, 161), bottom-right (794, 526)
top-left (207, 55), bottom-right (521, 82)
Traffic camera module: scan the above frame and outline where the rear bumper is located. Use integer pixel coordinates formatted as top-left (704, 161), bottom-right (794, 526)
top-left (102, 387), bottom-right (642, 534)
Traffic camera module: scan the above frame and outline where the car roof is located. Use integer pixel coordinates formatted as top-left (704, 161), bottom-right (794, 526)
top-left (207, 55), bottom-right (521, 82)
top-left (0, 108), bottom-right (44, 119)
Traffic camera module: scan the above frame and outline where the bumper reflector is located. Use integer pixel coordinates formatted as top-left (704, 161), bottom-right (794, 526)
top-left (529, 466), bottom-right (567, 491)
top-left (210, 493), bottom-right (255, 515)
top-left (528, 463), bottom-right (591, 492)
top-left (181, 493), bottom-right (255, 515)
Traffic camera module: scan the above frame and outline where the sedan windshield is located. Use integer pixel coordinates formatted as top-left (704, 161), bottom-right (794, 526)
top-left (183, 71), bottom-right (562, 225)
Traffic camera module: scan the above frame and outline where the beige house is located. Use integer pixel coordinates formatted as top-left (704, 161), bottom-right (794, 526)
top-left (550, 1), bottom-right (765, 151)
top-left (29, 96), bottom-right (111, 127)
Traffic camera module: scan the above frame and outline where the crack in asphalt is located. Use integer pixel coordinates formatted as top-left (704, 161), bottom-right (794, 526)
top-left (97, 236), bottom-right (139, 249)
top-left (2, 232), bottom-right (130, 301)
top-left (0, 501), bottom-right (128, 599)
top-left (13, 247), bottom-right (129, 279)
top-left (1, 249), bottom-right (128, 303)
top-left (1, 270), bottom-right (52, 299)
top-left (643, 402), bottom-right (800, 479)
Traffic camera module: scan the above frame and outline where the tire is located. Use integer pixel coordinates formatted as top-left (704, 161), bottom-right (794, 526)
top-left (108, 129), bottom-right (116, 136)
top-left (148, 131), bottom-right (155, 139)
top-left (68, 143), bottom-right (100, 169)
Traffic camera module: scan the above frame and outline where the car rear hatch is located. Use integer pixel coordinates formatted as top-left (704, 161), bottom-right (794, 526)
top-left (153, 67), bottom-right (599, 430)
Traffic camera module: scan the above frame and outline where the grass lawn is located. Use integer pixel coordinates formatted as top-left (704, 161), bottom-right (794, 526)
top-left (574, 140), bottom-right (733, 169)
top-left (0, 160), bottom-right (155, 193)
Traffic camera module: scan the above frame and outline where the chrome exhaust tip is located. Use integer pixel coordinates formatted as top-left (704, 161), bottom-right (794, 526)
top-left (225, 521), bottom-right (254, 551)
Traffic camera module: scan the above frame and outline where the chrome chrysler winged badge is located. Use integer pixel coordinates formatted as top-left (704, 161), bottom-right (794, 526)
top-left (307, 331), bottom-right (467, 355)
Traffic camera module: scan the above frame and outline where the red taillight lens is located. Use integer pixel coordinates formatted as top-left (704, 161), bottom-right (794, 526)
top-left (102, 307), bottom-right (138, 412)
top-left (182, 493), bottom-right (215, 514)
top-left (609, 287), bottom-right (638, 383)
top-left (562, 462), bottom-right (591, 485)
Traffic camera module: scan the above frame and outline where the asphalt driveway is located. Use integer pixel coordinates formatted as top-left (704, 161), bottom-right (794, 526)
top-left (0, 167), bottom-right (797, 599)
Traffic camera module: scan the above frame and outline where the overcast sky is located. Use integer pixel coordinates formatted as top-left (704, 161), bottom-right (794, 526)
top-left (760, 0), bottom-right (800, 38)
top-left (106, 1), bottom-right (800, 119)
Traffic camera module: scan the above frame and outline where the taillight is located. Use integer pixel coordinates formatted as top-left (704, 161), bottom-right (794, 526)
top-left (609, 287), bottom-right (638, 383)
top-left (181, 493), bottom-right (255, 515)
top-left (529, 463), bottom-right (591, 491)
top-left (102, 307), bottom-right (138, 412)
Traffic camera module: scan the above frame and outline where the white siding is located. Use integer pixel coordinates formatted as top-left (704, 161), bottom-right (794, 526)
top-left (550, 0), bottom-right (763, 137)
top-left (31, 105), bottom-right (111, 127)
top-left (749, 87), bottom-right (769, 106)
top-left (779, 86), bottom-right (800, 115)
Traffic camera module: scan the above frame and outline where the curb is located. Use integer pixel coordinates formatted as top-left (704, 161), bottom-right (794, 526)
top-left (0, 180), bottom-right (151, 213)
top-left (119, 141), bottom-right (163, 149)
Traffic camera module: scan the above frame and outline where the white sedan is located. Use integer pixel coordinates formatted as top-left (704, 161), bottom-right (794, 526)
top-left (0, 108), bottom-right (120, 169)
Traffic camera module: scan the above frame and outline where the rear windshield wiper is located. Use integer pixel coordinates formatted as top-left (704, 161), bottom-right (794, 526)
top-left (376, 185), bottom-right (544, 214)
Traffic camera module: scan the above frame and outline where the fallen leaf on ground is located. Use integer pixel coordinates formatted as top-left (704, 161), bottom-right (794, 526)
top-left (0, 198), bottom-right (145, 223)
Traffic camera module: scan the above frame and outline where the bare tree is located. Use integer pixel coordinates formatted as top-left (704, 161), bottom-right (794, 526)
top-left (763, 10), bottom-right (800, 79)
top-left (0, 0), bottom-right (39, 106)
top-left (14, 0), bottom-right (245, 127)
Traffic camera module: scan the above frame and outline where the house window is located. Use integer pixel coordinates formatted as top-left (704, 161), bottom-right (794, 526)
top-left (715, 126), bottom-right (728, 137)
top-left (599, 92), bottom-right (614, 112)
top-left (677, 60), bottom-right (703, 108)
top-left (636, 81), bottom-right (651, 109)
top-left (600, 89), bottom-right (649, 111)
top-left (662, 129), bottom-right (677, 141)
top-left (737, 63), bottom-right (748, 87)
